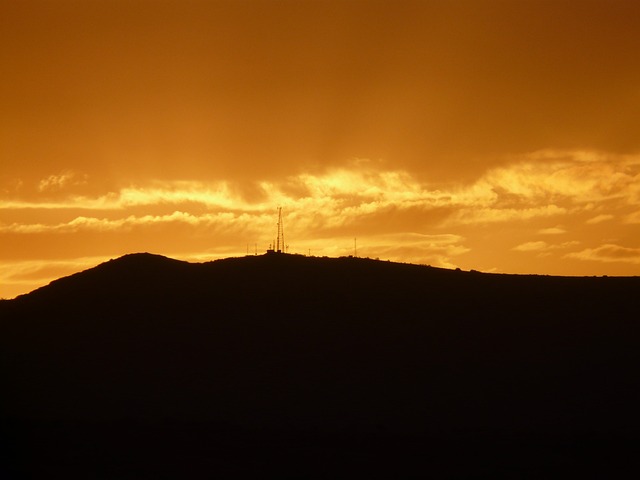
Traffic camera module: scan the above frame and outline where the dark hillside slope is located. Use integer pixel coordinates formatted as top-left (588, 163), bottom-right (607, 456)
top-left (1, 253), bottom-right (639, 476)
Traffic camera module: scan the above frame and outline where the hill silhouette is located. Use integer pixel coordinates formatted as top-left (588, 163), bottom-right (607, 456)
top-left (1, 253), bottom-right (639, 477)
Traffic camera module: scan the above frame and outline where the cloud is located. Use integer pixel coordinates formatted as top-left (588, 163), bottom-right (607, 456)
top-left (538, 226), bottom-right (566, 235)
top-left (484, 151), bottom-right (640, 203)
top-left (3, 150), bottom-right (640, 243)
top-left (513, 240), bottom-right (580, 253)
top-left (513, 241), bottom-right (549, 252)
top-left (449, 205), bottom-right (567, 226)
top-left (443, 150), bottom-right (640, 226)
top-left (567, 244), bottom-right (640, 265)
top-left (586, 214), bottom-right (614, 224)
top-left (0, 211), bottom-right (258, 234)
top-left (625, 210), bottom-right (640, 224)
top-left (38, 171), bottom-right (87, 192)
top-left (5, 150), bottom-right (640, 221)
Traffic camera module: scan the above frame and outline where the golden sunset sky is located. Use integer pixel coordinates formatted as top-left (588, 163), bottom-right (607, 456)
top-left (2, 0), bottom-right (640, 298)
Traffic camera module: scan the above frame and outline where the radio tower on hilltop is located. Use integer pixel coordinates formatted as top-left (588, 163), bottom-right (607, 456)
top-left (268, 207), bottom-right (286, 254)
top-left (276, 206), bottom-right (285, 253)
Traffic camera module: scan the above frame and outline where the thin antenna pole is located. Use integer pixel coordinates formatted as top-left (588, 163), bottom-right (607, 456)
top-left (276, 206), bottom-right (285, 253)
top-left (354, 237), bottom-right (357, 257)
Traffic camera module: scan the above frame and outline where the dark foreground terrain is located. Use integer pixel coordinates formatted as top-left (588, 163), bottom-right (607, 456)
top-left (1, 253), bottom-right (639, 477)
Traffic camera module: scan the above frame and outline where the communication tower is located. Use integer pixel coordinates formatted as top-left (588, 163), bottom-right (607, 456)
top-left (276, 207), bottom-right (285, 253)
top-left (267, 207), bottom-right (285, 254)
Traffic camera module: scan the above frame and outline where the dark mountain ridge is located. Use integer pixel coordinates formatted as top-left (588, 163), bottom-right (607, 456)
top-left (2, 253), bottom-right (639, 476)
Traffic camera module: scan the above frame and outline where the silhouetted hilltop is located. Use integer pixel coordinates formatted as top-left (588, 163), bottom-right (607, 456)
top-left (2, 253), bottom-right (639, 477)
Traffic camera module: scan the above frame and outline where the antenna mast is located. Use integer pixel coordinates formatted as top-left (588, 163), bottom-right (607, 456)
top-left (276, 207), bottom-right (285, 253)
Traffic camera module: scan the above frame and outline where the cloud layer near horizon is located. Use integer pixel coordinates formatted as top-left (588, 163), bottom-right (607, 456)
top-left (2, 150), bottom-right (639, 298)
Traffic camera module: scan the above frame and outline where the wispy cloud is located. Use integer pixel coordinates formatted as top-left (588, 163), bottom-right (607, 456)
top-left (538, 226), bottom-right (566, 235)
top-left (0, 211), bottom-right (263, 234)
top-left (2, 151), bottom-right (639, 247)
top-left (567, 244), bottom-right (640, 265)
top-left (513, 240), bottom-right (580, 253)
top-left (625, 210), bottom-right (640, 224)
top-left (38, 170), bottom-right (87, 192)
top-left (448, 205), bottom-right (566, 226)
top-left (513, 241), bottom-right (549, 252)
top-left (586, 214), bottom-right (614, 224)
top-left (4, 150), bottom-right (639, 218)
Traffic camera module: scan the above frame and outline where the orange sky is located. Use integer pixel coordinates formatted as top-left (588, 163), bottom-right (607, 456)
top-left (2, 0), bottom-right (640, 298)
